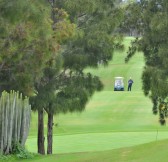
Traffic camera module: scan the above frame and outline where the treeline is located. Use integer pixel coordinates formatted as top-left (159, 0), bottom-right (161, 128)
top-left (124, 0), bottom-right (168, 125)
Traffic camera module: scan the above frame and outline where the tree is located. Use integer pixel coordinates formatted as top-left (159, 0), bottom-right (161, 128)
top-left (30, 2), bottom-right (76, 154)
top-left (60, 0), bottom-right (124, 67)
top-left (31, 0), bottom-right (124, 154)
top-left (125, 0), bottom-right (168, 125)
top-left (0, 0), bottom-right (54, 96)
top-left (0, 0), bottom-right (58, 155)
top-left (119, 0), bottom-right (143, 36)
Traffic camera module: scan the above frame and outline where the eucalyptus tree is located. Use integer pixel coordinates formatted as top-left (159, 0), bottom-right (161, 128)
top-left (31, 0), bottom-right (124, 154)
top-left (125, 0), bottom-right (168, 125)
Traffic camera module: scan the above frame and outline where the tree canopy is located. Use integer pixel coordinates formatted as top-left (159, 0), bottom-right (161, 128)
top-left (30, 0), bottom-right (124, 154)
top-left (0, 0), bottom-right (55, 96)
top-left (125, 0), bottom-right (168, 125)
top-left (0, 0), bottom-right (59, 155)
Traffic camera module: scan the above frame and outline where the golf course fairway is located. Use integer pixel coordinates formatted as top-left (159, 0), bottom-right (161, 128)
top-left (12, 37), bottom-right (168, 162)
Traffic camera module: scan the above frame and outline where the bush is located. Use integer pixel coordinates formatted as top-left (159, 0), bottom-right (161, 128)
top-left (0, 153), bottom-right (13, 162)
top-left (12, 142), bottom-right (34, 159)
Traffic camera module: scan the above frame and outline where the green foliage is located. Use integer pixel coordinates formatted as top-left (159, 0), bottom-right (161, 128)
top-left (12, 142), bottom-right (34, 159)
top-left (52, 8), bottom-right (76, 43)
top-left (0, 0), bottom-right (54, 96)
top-left (0, 154), bottom-right (12, 161)
top-left (30, 0), bottom-right (123, 154)
top-left (119, 0), bottom-right (143, 35)
top-left (53, 73), bottom-right (103, 114)
top-left (31, 70), bottom-right (103, 114)
top-left (125, 0), bottom-right (168, 124)
top-left (56, 0), bottom-right (124, 68)
top-left (125, 38), bottom-right (138, 63)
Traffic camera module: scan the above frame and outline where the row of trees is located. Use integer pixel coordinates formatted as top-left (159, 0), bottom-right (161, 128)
top-left (124, 0), bottom-right (168, 124)
top-left (0, 0), bottom-right (124, 155)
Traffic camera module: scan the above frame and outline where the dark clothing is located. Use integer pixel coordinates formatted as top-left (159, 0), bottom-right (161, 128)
top-left (128, 79), bottom-right (133, 91)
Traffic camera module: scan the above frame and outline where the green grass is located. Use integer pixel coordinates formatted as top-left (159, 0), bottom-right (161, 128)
top-left (7, 37), bottom-right (168, 162)
top-left (26, 131), bottom-right (168, 154)
top-left (17, 139), bottom-right (168, 162)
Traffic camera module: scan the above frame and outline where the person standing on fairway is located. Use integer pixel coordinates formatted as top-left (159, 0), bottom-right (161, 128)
top-left (128, 77), bottom-right (134, 91)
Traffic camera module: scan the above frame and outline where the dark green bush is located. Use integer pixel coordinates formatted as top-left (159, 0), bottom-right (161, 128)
top-left (12, 142), bottom-right (34, 159)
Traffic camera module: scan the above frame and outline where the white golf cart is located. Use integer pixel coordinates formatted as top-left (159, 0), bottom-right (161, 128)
top-left (114, 77), bottom-right (124, 91)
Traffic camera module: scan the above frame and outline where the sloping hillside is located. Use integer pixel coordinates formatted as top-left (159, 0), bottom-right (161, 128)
top-left (25, 37), bottom-right (168, 157)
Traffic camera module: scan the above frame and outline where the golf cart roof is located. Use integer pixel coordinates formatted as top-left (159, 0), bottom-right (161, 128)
top-left (115, 77), bottom-right (124, 79)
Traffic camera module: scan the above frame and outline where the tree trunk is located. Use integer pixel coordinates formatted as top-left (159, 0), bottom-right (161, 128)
top-left (38, 109), bottom-right (45, 155)
top-left (47, 112), bottom-right (53, 154)
top-left (0, 95), bottom-right (4, 152)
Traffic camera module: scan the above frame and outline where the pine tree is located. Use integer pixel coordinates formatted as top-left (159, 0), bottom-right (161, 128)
top-left (0, 0), bottom-right (55, 96)
top-left (125, 0), bottom-right (168, 125)
top-left (0, 0), bottom-right (59, 155)
top-left (30, 2), bottom-right (76, 154)
top-left (31, 0), bottom-right (124, 154)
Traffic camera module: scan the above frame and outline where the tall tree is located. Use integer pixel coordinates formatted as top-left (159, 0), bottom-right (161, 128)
top-left (31, 0), bottom-right (124, 154)
top-left (30, 3), bottom-right (76, 154)
top-left (125, 0), bottom-right (168, 125)
top-left (0, 0), bottom-right (54, 96)
top-left (0, 0), bottom-right (58, 155)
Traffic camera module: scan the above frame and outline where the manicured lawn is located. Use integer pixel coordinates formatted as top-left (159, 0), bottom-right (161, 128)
top-left (14, 139), bottom-right (168, 162)
top-left (9, 37), bottom-right (168, 162)
top-left (27, 131), bottom-right (168, 154)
